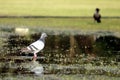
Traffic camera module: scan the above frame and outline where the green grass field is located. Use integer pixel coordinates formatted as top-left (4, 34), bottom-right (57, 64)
top-left (0, 18), bottom-right (120, 32)
top-left (0, 0), bottom-right (120, 16)
top-left (0, 0), bottom-right (120, 31)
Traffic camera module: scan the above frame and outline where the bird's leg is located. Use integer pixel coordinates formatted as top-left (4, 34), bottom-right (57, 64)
top-left (32, 53), bottom-right (37, 61)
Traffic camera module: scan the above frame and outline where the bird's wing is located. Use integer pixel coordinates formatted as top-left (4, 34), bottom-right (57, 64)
top-left (30, 40), bottom-right (45, 50)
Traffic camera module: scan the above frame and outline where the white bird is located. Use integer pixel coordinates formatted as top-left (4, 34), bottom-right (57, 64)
top-left (21, 33), bottom-right (47, 61)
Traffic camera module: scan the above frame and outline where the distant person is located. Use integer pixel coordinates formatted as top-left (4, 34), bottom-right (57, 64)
top-left (93, 8), bottom-right (101, 23)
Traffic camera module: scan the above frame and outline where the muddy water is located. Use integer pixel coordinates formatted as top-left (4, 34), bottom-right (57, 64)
top-left (0, 30), bottom-right (120, 79)
top-left (5, 31), bottom-right (120, 60)
top-left (0, 62), bottom-right (120, 80)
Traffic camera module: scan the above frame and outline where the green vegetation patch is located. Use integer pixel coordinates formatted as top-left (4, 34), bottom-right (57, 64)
top-left (0, 18), bottom-right (120, 32)
top-left (0, 0), bottom-right (120, 16)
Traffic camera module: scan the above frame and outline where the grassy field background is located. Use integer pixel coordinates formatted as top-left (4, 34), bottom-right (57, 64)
top-left (0, 0), bottom-right (119, 31)
top-left (0, 18), bottom-right (120, 32)
top-left (0, 0), bottom-right (120, 16)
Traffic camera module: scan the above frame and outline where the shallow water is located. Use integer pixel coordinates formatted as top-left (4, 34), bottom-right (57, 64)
top-left (0, 26), bottom-right (120, 80)
top-left (0, 61), bottom-right (120, 78)
top-left (0, 73), bottom-right (120, 80)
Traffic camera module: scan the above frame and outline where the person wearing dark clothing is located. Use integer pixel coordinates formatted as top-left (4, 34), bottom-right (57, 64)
top-left (93, 8), bottom-right (101, 23)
